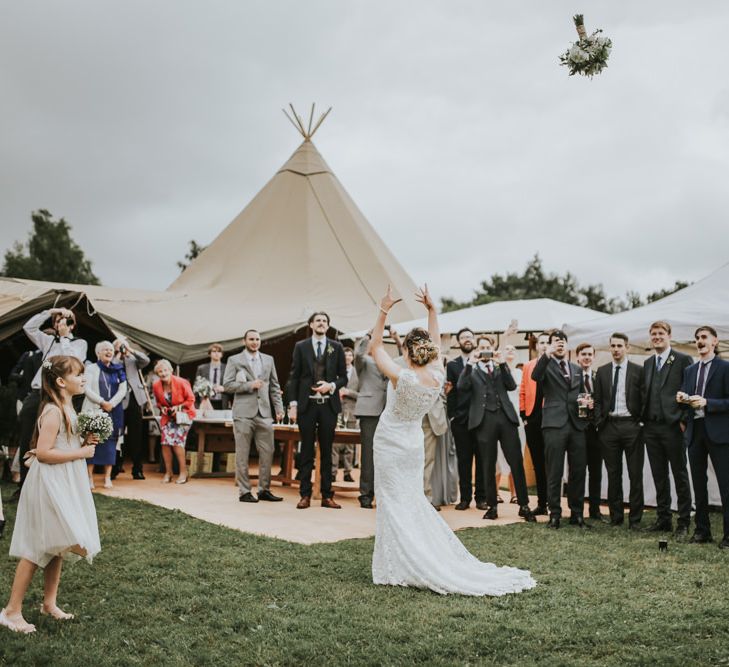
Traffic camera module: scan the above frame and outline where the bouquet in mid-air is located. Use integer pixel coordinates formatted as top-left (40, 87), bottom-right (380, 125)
top-left (559, 14), bottom-right (612, 78)
top-left (77, 411), bottom-right (114, 442)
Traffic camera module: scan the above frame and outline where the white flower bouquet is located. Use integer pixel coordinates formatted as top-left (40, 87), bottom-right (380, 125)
top-left (559, 14), bottom-right (612, 78)
top-left (193, 376), bottom-right (215, 399)
top-left (77, 411), bottom-right (114, 442)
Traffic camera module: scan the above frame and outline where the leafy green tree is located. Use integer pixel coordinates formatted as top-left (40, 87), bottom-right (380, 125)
top-left (1, 209), bottom-right (100, 285)
top-left (177, 240), bottom-right (207, 272)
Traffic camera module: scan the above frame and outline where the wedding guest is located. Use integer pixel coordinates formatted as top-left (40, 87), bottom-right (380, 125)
top-left (642, 320), bottom-right (693, 539)
top-left (593, 333), bottom-right (644, 529)
top-left (531, 330), bottom-right (588, 529)
top-left (519, 332), bottom-right (550, 515)
top-left (16, 309), bottom-right (87, 491)
top-left (113, 338), bottom-right (150, 480)
top-left (678, 326), bottom-right (729, 548)
top-left (498, 340), bottom-right (524, 504)
top-left (287, 312), bottom-right (347, 509)
top-left (575, 342), bottom-right (606, 521)
top-left (1, 356), bottom-right (100, 634)
top-left (332, 347), bottom-right (359, 482)
top-left (354, 333), bottom-right (388, 509)
top-left (223, 329), bottom-right (284, 503)
top-left (82, 341), bottom-right (127, 489)
top-left (195, 343), bottom-right (229, 410)
top-left (446, 328), bottom-right (487, 510)
top-left (423, 388), bottom-right (448, 509)
top-left (457, 338), bottom-right (535, 522)
top-left (8, 347), bottom-right (43, 486)
top-left (152, 359), bottom-right (196, 484)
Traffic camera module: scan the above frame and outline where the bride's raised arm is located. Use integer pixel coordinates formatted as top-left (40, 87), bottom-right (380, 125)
top-left (415, 284), bottom-right (441, 365)
top-left (370, 286), bottom-right (403, 385)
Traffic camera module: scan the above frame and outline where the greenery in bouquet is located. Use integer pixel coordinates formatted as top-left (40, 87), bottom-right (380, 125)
top-left (193, 375), bottom-right (215, 399)
top-left (77, 411), bottom-right (114, 442)
top-left (559, 14), bottom-right (612, 78)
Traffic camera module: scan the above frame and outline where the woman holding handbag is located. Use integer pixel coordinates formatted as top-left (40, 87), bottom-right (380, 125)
top-left (151, 359), bottom-right (196, 484)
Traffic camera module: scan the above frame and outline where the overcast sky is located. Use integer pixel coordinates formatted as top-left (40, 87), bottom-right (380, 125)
top-left (1, 1), bottom-right (727, 305)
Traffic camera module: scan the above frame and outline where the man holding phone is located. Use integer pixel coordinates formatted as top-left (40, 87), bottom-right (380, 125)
top-left (287, 312), bottom-right (348, 509)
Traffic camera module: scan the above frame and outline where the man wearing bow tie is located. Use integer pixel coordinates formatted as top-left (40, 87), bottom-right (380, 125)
top-left (287, 312), bottom-right (348, 509)
top-left (678, 326), bottom-right (729, 549)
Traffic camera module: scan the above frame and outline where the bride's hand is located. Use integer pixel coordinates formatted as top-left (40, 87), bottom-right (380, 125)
top-left (380, 285), bottom-right (402, 313)
top-left (415, 284), bottom-right (435, 311)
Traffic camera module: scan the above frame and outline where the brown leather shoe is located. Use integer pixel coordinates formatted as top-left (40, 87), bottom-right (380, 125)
top-left (321, 497), bottom-right (341, 509)
top-left (296, 496), bottom-right (311, 509)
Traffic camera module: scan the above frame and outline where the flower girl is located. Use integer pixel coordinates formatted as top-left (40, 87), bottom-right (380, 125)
top-left (0, 356), bottom-right (101, 634)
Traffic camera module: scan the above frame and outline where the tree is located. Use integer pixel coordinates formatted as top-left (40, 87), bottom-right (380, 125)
top-left (644, 280), bottom-right (690, 304)
top-left (1, 209), bottom-right (100, 285)
top-left (177, 240), bottom-right (207, 272)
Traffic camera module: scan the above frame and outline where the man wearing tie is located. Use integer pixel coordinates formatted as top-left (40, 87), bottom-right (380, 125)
top-left (575, 342), bottom-right (605, 521)
top-left (678, 326), bottom-right (729, 549)
top-left (224, 330), bottom-right (284, 503)
top-left (531, 330), bottom-right (588, 529)
top-left (642, 321), bottom-right (693, 539)
top-left (593, 333), bottom-right (644, 529)
top-left (195, 343), bottom-right (230, 410)
top-left (287, 312), bottom-right (348, 509)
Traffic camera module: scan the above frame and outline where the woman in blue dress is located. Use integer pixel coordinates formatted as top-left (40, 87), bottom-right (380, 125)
top-left (82, 341), bottom-right (127, 489)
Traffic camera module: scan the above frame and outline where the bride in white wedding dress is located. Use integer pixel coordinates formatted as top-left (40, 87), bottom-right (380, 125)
top-left (370, 285), bottom-right (536, 596)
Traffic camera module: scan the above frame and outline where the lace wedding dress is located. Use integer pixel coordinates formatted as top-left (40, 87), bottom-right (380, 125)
top-left (372, 368), bottom-right (536, 596)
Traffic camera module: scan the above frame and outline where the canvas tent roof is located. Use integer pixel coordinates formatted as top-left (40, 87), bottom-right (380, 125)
top-left (0, 130), bottom-right (420, 362)
top-left (564, 262), bottom-right (729, 352)
top-left (348, 298), bottom-right (606, 339)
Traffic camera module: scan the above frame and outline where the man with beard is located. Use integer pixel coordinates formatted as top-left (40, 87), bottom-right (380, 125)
top-left (642, 321), bottom-right (693, 539)
top-left (678, 326), bottom-right (729, 548)
top-left (446, 328), bottom-right (486, 510)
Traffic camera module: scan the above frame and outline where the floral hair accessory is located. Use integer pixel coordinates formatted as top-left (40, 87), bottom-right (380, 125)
top-left (42, 360), bottom-right (53, 371)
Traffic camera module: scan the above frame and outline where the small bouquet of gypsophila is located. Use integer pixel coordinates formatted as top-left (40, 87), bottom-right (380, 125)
top-left (77, 411), bottom-right (114, 442)
top-left (193, 376), bottom-right (215, 399)
top-left (559, 14), bottom-right (612, 78)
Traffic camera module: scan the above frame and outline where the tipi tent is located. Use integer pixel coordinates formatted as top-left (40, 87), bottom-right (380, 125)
top-left (0, 108), bottom-right (420, 363)
top-left (564, 262), bottom-right (729, 352)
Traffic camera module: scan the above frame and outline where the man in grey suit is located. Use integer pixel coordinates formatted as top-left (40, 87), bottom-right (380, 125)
top-left (332, 347), bottom-right (359, 481)
top-left (531, 329), bottom-right (588, 529)
top-left (223, 329), bottom-right (285, 503)
top-left (113, 338), bottom-right (150, 480)
top-left (195, 343), bottom-right (230, 410)
top-left (354, 334), bottom-right (388, 509)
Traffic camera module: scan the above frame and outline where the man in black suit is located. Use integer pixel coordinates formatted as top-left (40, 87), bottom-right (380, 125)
top-left (446, 328), bottom-right (486, 510)
top-left (457, 339), bottom-right (535, 523)
top-left (593, 333), bottom-right (644, 529)
top-left (575, 342), bottom-right (606, 521)
top-left (287, 312), bottom-right (347, 509)
top-left (642, 320), bottom-right (693, 539)
top-left (531, 330), bottom-right (588, 529)
top-left (678, 326), bottom-right (729, 549)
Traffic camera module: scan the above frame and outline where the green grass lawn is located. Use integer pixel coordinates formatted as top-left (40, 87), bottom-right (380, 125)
top-left (1, 480), bottom-right (728, 667)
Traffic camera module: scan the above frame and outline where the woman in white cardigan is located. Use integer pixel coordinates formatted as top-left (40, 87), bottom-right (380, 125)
top-left (83, 341), bottom-right (127, 489)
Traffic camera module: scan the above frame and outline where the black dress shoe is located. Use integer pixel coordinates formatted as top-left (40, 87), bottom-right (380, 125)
top-left (432, 504), bottom-right (441, 512)
top-left (132, 471), bottom-right (146, 480)
top-left (609, 519), bottom-right (624, 527)
top-left (645, 521), bottom-right (672, 533)
top-left (674, 526), bottom-right (689, 542)
top-left (590, 513), bottom-right (609, 523)
top-left (482, 506), bottom-right (498, 520)
top-left (532, 505), bottom-right (548, 516)
top-left (475, 501), bottom-right (489, 511)
top-left (569, 516), bottom-right (591, 529)
top-left (718, 537), bottom-right (729, 550)
top-left (454, 501), bottom-right (470, 511)
top-left (628, 522), bottom-right (642, 531)
top-left (0, 519), bottom-right (5, 539)
top-left (239, 492), bottom-right (259, 503)
top-left (258, 489), bottom-right (283, 502)
top-left (547, 517), bottom-right (560, 529)
top-left (689, 532), bottom-right (714, 544)
top-left (518, 505), bottom-right (536, 523)
top-left (343, 472), bottom-right (355, 483)
top-left (359, 497), bottom-right (373, 509)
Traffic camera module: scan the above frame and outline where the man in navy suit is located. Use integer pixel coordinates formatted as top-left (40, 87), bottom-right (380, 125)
top-left (678, 326), bottom-right (729, 549)
top-left (531, 330), bottom-right (588, 529)
top-left (287, 312), bottom-right (348, 509)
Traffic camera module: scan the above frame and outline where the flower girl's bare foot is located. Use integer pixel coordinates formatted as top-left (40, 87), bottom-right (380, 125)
top-left (0, 608), bottom-right (36, 633)
top-left (40, 603), bottom-right (75, 620)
